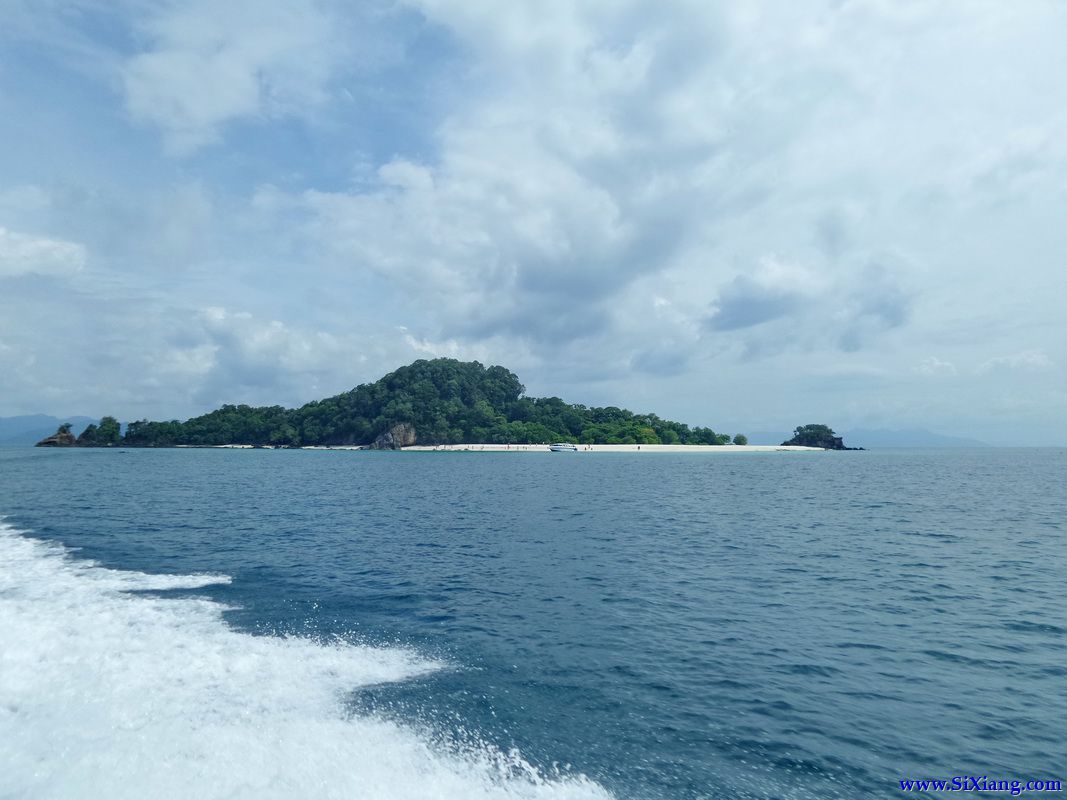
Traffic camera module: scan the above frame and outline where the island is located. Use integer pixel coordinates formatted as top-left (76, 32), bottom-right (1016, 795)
top-left (781, 424), bottom-right (861, 450)
top-left (35, 358), bottom-right (849, 451)
top-left (34, 422), bottom-right (77, 447)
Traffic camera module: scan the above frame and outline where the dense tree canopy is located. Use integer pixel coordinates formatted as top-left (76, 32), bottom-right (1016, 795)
top-left (82, 359), bottom-right (737, 448)
top-left (76, 416), bottom-right (121, 446)
top-left (782, 424), bottom-right (843, 449)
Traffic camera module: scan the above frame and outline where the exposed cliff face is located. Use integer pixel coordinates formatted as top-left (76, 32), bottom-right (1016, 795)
top-left (35, 430), bottom-right (77, 447)
top-left (370, 422), bottom-right (417, 450)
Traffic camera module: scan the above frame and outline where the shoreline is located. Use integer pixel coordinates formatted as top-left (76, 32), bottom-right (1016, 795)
top-left (192, 443), bottom-right (826, 453)
top-left (400, 443), bottom-right (824, 453)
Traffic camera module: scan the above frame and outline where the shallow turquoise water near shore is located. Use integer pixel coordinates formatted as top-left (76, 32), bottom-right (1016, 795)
top-left (1, 447), bottom-right (1065, 798)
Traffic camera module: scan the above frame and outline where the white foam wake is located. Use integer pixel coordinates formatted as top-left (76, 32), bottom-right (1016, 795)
top-left (0, 522), bottom-right (611, 800)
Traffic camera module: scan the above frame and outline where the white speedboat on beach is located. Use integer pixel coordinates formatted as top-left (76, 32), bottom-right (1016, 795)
top-left (548, 443), bottom-right (579, 452)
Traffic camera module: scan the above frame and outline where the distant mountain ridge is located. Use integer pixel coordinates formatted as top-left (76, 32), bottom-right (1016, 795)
top-left (842, 428), bottom-right (989, 448)
top-left (0, 415), bottom-right (97, 445)
top-left (748, 428), bottom-right (989, 448)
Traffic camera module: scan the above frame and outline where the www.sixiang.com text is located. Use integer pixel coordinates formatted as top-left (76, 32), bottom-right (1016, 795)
top-left (899, 777), bottom-right (1062, 796)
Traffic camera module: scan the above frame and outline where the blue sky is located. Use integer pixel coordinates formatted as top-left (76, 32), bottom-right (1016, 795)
top-left (1, 1), bottom-right (1065, 444)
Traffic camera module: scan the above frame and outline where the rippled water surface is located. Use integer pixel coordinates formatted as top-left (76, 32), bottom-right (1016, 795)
top-left (1, 447), bottom-right (1064, 798)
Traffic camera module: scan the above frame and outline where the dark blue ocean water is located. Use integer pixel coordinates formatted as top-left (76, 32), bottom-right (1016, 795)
top-left (1, 447), bottom-right (1065, 798)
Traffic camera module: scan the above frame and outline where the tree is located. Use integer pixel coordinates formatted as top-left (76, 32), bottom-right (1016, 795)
top-left (97, 416), bottom-right (121, 445)
top-left (76, 423), bottom-right (99, 445)
top-left (269, 424), bottom-right (299, 446)
top-left (733, 434), bottom-right (748, 445)
top-left (782, 424), bottom-right (843, 449)
top-left (794, 424), bottom-right (834, 438)
top-left (57, 422), bottom-right (72, 435)
top-left (102, 358), bottom-right (738, 448)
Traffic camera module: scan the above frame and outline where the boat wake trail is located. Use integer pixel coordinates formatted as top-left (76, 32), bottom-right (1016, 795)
top-left (0, 521), bottom-right (611, 800)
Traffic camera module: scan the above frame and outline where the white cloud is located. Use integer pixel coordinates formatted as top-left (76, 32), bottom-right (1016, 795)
top-left (0, 227), bottom-right (86, 278)
top-left (197, 306), bottom-right (343, 379)
top-left (154, 306), bottom-right (477, 412)
top-left (916, 357), bottom-right (957, 376)
top-left (281, 2), bottom-right (973, 356)
top-left (980, 350), bottom-right (1054, 373)
top-left (0, 185), bottom-right (51, 215)
top-left (206, 1), bottom-right (1061, 441)
top-left (121, 0), bottom-right (362, 153)
top-left (707, 257), bottom-right (825, 331)
top-left (0, 289), bottom-right (434, 417)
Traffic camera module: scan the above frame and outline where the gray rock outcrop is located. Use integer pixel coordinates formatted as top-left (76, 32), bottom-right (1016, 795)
top-left (370, 422), bottom-right (417, 450)
top-left (35, 429), bottom-right (77, 447)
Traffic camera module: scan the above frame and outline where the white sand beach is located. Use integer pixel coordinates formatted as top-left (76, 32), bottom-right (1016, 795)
top-left (401, 443), bottom-right (824, 453)
top-left (201, 443), bottom-right (825, 452)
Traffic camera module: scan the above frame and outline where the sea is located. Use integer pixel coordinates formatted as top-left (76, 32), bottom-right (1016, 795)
top-left (1, 446), bottom-right (1064, 799)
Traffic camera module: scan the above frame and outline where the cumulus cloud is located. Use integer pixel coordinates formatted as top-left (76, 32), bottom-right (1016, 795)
top-left (267, 0), bottom-right (967, 368)
top-left (190, 307), bottom-right (346, 396)
top-left (704, 256), bottom-right (911, 356)
top-left (296, 134), bottom-right (667, 345)
top-left (707, 257), bottom-right (823, 331)
top-left (0, 286), bottom-right (432, 418)
top-left (834, 264), bottom-right (913, 352)
top-left (131, 306), bottom-right (448, 412)
top-left (916, 357), bottom-right (957, 376)
top-left (198, 1), bottom-right (1063, 441)
top-left (980, 350), bottom-right (1054, 373)
top-left (254, 4), bottom-right (745, 349)
top-left (0, 227), bottom-right (86, 278)
top-left (121, 0), bottom-right (368, 153)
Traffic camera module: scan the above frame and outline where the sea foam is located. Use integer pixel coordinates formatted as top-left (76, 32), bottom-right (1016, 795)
top-left (0, 522), bottom-right (611, 799)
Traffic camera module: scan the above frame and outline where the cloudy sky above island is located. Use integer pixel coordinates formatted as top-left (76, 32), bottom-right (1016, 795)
top-left (1, 1), bottom-right (1065, 444)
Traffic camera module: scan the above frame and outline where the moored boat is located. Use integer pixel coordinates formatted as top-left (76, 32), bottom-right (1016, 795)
top-left (548, 443), bottom-right (579, 452)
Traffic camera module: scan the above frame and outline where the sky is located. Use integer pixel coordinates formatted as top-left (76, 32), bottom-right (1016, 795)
top-left (1, 1), bottom-right (1065, 445)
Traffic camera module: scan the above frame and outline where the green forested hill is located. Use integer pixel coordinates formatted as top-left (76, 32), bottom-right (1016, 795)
top-left (100, 359), bottom-right (734, 447)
